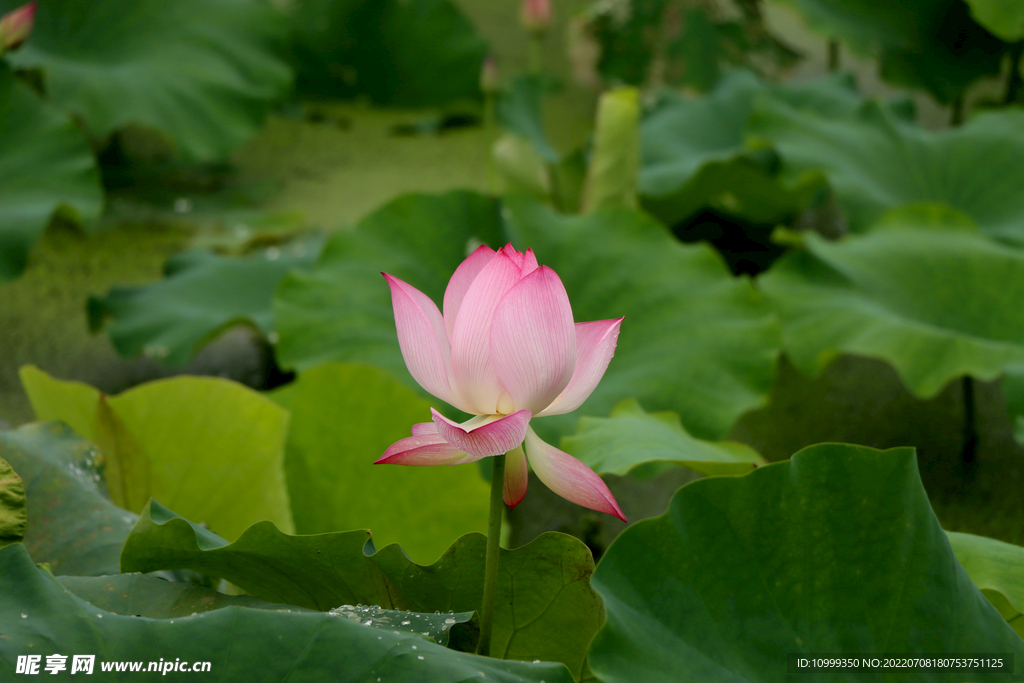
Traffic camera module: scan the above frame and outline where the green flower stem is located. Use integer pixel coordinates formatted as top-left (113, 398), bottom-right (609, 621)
top-left (477, 451), bottom-right (506, 657)
top-left (962, 376), bottom-right (978, 470)
top-left (484, 92), bottom-right (498, 195)
top-left (527, 33), bottom-right (544, 76)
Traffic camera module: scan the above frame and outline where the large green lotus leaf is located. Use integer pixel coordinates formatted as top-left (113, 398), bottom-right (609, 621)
top-left (965, 0), bottom-right (1024, 41)
top-left (122, 501), bottom-right (603, 676)
top-left (948, 531), bottom-right (1024, 638)
top-left (503, 198), bottom-right (779, 441)
top-left (57, 572), bottom-right (475, 647)
top-left (273, 362), bottom-right (489, 565)
top-left (0, 455), bottom-right (26, 549)
top-left (0, 545), bottom-right (572, 683)
top-left (290, 0), bottom-right (486, 108)
top-left (758, 228), bottom-right (1024, 399)
top-left (276, 191), bottom-right (779, 441)
top-left (638, 70), bottom-right (891, 227)
top-left (88, 237), bottom-right (323, 367)
top-left (561, 398), bottom-right (764, 477)
top-left (588, 443), bottom-right (1024, 683)
top-left (0, 422), bottom-right (135, 576)
top-left (0, 63), bottom-right (102, 283)
top-left (777, 0), bottom-right (1004, 103)
top-left (20, 366), bottom-right (293, 540)
top-left (750, 96), bottom-right (1024, 242)
top-left (0, 0), bottom-right (292, 161)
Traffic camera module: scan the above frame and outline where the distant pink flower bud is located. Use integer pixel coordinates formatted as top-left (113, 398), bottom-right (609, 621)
top-left (0, 1), bottom-right (35, 51)
top-left (377, 244), bottom-right (626, 522)
top-left (480, 55), bottom-right (500, 95)
top-left (520, 0), bottom-right (551, 33)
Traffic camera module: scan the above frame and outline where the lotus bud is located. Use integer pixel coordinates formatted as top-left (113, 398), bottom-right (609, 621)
top-left (520, 0), bottom-right (551, 34)
top-left (0, 1), bottom-right (35, 52)
top-left (480, 55), bottom-right (500, 96)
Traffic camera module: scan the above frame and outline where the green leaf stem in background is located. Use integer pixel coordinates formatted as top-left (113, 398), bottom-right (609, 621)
top-left (0, 544), bottom-right (572, 683)
top-left (289, 0), bottom-right (486, 108)
top-left (947, 531), bottom-right (1024, 637)
top-left (750, 101), bottom-right (1024, 242)
top-left (0, 455), bottom-right (26, 549)
top-left (20, 367), bottom-right (292, 540)
top-left (273, 362), bottom-right (489, 564)
top-left (581, 87), bottom-right (640, 213)
top-left (759, 226), bottom-right (1024, 398)
top-left (0, 63), bottom-right (102, 283)
top-left (122, 501), bottom-right (603, 678)
top-left (562, 398), bottom-right (764, 477)
top-left (0, 423), bottom-right (134, 576)
top-left (275, 191), bottom-right (779, 442)
top-left (588, 443), bottom-right (1024, 682)
top-left (0, 0), bottom-right (292, 161)
top-left (88, 237), bottom-right (323, 367)
top-left (1002, 364), bottom-right (1024, 447)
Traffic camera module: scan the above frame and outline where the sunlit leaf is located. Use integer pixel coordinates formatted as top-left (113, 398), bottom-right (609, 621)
top-left (20, 366), bottom-right (293, 540)
top-left (272, 362), bottom-right (489, 565)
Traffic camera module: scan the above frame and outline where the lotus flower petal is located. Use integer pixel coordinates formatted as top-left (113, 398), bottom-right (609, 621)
top-left (491, 266), bottom-right (576, 414)
top-left (524, 426), bottom-right (626, 522)
top-left (384, 273), bottom-right (470, 413)
top-left (443, 245), bottom-right (495, 339)
top-left (519, 248), bottom-right (539, 277)
top-left (451, 250), bottom-right (523, 414)
top-left (537, 318), bottom-right (623, 416)
top-left (432, 408), bottom-right (531, 457)
top-left (503, 444), bottom-right (529, 509)
top-left (376, 432), bottom-right (469, 466)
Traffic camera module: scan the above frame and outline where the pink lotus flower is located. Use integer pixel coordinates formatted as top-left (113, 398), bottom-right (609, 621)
top-left (377, 244), bottom-right (626, 522)
top-left (0, 1), bottom-right (34, 51)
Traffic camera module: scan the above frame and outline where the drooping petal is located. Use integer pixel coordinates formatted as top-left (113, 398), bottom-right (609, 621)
top-left (503, 444), bottom-right (529, 509)
top-left (524, 426), bottom-right (626, 522)
top-left (537, 317), bottom-right (623, 417)
top-left (443, 245), bottom-right (496, 340)
top-left (376, 432), bottom-right (469, 466)
top-left (410, 422), bottom-right (436, 436)
top-left (384, 273), bottom-right (470, 412)
top-left (432, 408), bottom-right (531, 457)
top-left (491, 266), bottom-right (576, 413)
top-left (451, 250), bottom-right (523, 414)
